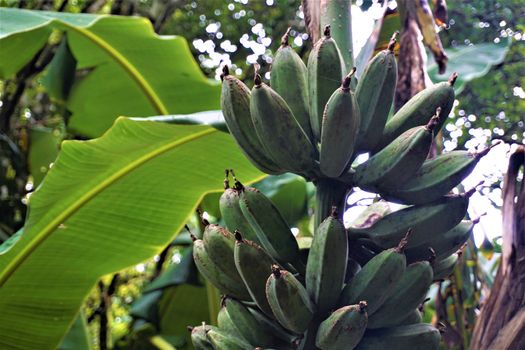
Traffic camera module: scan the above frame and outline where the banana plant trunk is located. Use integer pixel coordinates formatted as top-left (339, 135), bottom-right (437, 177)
top-left (470, 146), bottom-right (525, 350)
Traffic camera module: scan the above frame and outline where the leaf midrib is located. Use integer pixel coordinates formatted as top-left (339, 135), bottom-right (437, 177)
top-left (61, 21), bottom-right (169, 115)
top-left (0, 124), bottom-right (216, 286)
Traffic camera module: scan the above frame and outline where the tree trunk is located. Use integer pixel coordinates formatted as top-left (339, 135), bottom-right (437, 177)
top-left (470, 146), bottom-right (525, 350)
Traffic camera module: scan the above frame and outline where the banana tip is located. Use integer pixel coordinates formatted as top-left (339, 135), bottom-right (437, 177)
top-left (428, 247), bottom-right (437, 264)
top-left (271, 264), bottom-right (281, 278)
top-left (387, 31), bottom-right (399, 51)
top-left (220, 65), bottom-right (229, 81)
top-left (395, 229), bottom-right (411, 253)
top-left (358, 300), bottom-right (368, 312)
top-left (448, 72), bottom-right (458, 86)
top-left (234, 230), bottom-right (243, 242)
top-left (323, 24), bottom-right (331, 37)
top-left (426, 107), bottom-right (441, 132)
top-left (280, 27), bottom-right (292, 46)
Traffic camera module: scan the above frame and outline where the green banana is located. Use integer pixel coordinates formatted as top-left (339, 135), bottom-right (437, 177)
top-left (405, 218), bottom-right (477, 263)
top-left (192, 236), bottom-right (251, 300)
top-left (223, 297), bottom-right (286, 348)
top-left (305, 207), bottom-right (348, 316)
top-left (355, 323), bottom-right (441, 350)
top-left (266, 265), bottom-right (314, 334)
top-left (271, 28), bottom-right (313, 140)
top-left (375, 73), bottom-right (457, 151)
top-left (353, 110), bottom-right (440, 192)
top-left (206, 328), bottom-right (253, 350)
top-left (315, 302), bottom-right (368, 350)
top-left (355, 33), bottom-right (398, 152)
top-left (320, 69), bottom-right (361, 177)
top-left (250, 72), bottom-right (317, 175)
top-left (380, 144), bottom-right (498, 205)
top-left (217, 305), bottom-right (242, 338)
top-left (339, 238), bottom-right (407, 313)
top-left (308, 25), bottom-right (345, 142)
top-left (220, 66), bottom-right (283, 174)
top-left (233, 231), bottom-right (275, 317)
top-left (201, 219), bottom-right (245, 287)
top-left (367, 261), bottom-right (433, 329)
top-left (433, 253), bottom-right (460, 281)
top-left (219, 173), bottom-right (261, 244)
top-left (348, 192), bottom-right (471, 249)
top-left (398, 309), bottom-right (423, 326)
top-left (189, 324), bottom-right (215, 350)
top-left (238, 184), bottom-right (303, 272)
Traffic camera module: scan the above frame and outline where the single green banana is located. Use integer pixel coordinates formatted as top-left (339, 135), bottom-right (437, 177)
top-left (355, 323), bottom-right (441, 350)
top-left (202, 219), bottom-right (245, 287)
top-left (238, 184), bottom-right (303, 272)
top-left (398, 309), bottom-right (423, 326)
top-left (308, 25), bottom-right (345, 142)
top-left (219, 175), bottom-right (261, 245)
top-left (266, 265), bottom-right (314, 334)
top-left (338, 238), bottom-right (407, 313)
top-left (250, 72), bottom-right (317, 175)
top-left (353, 111), bottom-right (440, 192)
top-left (355, 33), bottom-right (398, 152)
top-left (220, 66), bottom-right (283, 174)
top-left (217, 305), bottom-right (242, 338)
top-left (433, 253), bottom-right (460, 281)
top-left (380, 144), bottom-right (497, 205)
top-left (306, 207), bottom-right (348, 316)
top-left (233, 231), bottom-right (275, 318)
top-left (405, 218), bottom-right (476, 263)
top-left (206, 328), bottom-right (253, 350)
top-left (348, 192), bottom-right (471, 249)
top-left (315, 302), bottom-right (368, 350)
top-left (271, 28), bottom-right (313, 140)
top-left (192, 236), bottom-right (251, 300)
top-left (375, 73), bottom-right (457, 151)
top-left (189, 324), bottom-right (215, 350)
top-left (223, 297), bottom-right (291, 348)
top-left (320, 69), bottom-right (361, 177)
top-left (367, 261), bottom-right (433, 329)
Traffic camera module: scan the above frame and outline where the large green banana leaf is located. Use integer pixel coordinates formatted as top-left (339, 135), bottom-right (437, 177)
top-left (428, 38), bottom-right (511, 94)
top-left (0, 8), bottom-right (220, 137)
top-left (0, 118), bottom-right (264, 350)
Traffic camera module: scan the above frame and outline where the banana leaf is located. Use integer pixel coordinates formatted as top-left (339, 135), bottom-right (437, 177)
top-left (0, 8), bottom-right (220, 137)
top-left (0, 118), bottom-right (264, 350)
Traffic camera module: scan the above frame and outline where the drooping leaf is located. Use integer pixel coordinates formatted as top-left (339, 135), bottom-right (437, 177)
top-left (428, 38), bottom-right (511, 94)
top-left (57, 311), bottom-right (92, 350)
top-left (28, 126), bottom-right (62, 187)
top-left (42, 36), bottom-right (77, 102)
top-left (0, 118), bottom-right (264, 350)
top-left (0, 8), bottom-right (220, 137)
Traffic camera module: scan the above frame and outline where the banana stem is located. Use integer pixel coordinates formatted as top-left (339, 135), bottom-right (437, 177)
top-left (314, 179), bottom-right (348, 230)
top-left (320, 0), bottom-right (354, 73)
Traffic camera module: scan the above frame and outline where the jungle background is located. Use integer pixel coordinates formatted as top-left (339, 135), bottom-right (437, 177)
top-left (0, 0), bottom-right (524, 349)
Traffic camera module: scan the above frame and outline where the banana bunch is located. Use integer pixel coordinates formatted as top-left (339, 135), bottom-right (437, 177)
top-left (190, 183), bottom-right (444, 349)
top-left (188, 24), bottom-right (496, 349)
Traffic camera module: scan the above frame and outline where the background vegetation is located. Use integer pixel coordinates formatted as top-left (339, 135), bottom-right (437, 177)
top-left (0, 0), bottom-right (524, 349)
